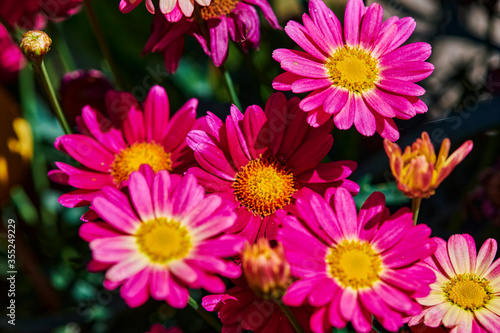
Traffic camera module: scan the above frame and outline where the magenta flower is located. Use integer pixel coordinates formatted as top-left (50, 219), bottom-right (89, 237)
top-left (186, 92), bottom-right (358, 242)
top-left (80, 165), bottom-right (244, 308)
top-left (408, 234), bottom-right (500, 333)
top-left (278, 188), bottom-right (437, 333)
top-left (272, 0), bottom-right (434, 141)
top-left (0, 0), bottom-right (82, 29)
top-left (147, 324), bottom-right (183, 333)
top-left (49, 85), bottom-right (204, 216)
top-left (145, 0), bottom-right (280, 71)
top-left (120, 0), bottom-right (210, 21)
top-left (202, 278), bottom-right (312, 333)
top-left (59, 69), bottom-right (113, 127)
top-left (0, 24), bottom-right (26, 81)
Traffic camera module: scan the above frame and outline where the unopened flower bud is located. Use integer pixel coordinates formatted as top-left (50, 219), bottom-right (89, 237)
top-left (241, 238), bottom-right (290, 300)
top-left (384, 131), bottom-right (473, 199)
top-left (19, 30), bottom-right (52, 65)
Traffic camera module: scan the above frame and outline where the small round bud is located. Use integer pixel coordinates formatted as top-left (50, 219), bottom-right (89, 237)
top-left (19, 30), bottom-right (52, 65)
top-left (241, 238), bottom-right (291, 300)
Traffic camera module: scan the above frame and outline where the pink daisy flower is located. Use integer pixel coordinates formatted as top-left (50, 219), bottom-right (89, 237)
top-left (49, 85), bottom-right (204, 216)
top-left (278, 187), bottom-right (437, 333)
top-left (144, 0), bottom-right (280, 71)
top-left (79, 165), bottom-right (244, 308)
top-left (408, 234), bottom-right (500, 333)
top-left (202, 278), bottom-right (312, 333)
top-left (186, 92), bottom-right (359, 242)
top-left (272, 0), bottom-right (434, 141)
top-left (120, 0), bottom-right (210, 21)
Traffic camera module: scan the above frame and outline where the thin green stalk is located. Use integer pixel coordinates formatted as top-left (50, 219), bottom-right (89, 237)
top-left (37, 61), bottom-right (72, 134)
top-left (188, 296), bottom-right (222, 332)
top-left (411, 197), bottom-right (422, 225)
top-left (276, 301), bottom-right (306, 333)
top-left (83, 0), bottom-right (125, 90)
top-left (220, 65), bottom-right (242, 110)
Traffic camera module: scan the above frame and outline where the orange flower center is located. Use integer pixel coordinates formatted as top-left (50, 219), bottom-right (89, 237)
top-left (232, 157), bottom-right (296, 217)
top-left (325, 240), bottom-right (382, 289)
top-left (442, 274), bottom-right (492, 311)
top-left (135, 217), bottom-right (192, 264)
top-left (325, 46), bottom-right (379, 94)
top-left (199, 0), bottom-right (239, 20)
top-left (110, 142), bottom-right (172, 185)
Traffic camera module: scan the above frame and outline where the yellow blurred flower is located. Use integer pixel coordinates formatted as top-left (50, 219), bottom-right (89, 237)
top-left (241, 238), bottom-right (290, 300)
top-left (384, 132), bottom-right (473, 199)
top-left (0, 86), bottom-right (33, 203)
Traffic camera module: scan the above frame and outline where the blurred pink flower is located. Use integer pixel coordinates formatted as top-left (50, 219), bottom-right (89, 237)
top-left (0, 0), bottom-right (82, 29)
top-left (59, 69), bottom-right (113, 127)
top-left (0, 24), bottom-right (26, 81)
top-left (273, 0), bottom-right (433, 141)
top-left (147, 323), bottom-right (183, 333)
top-left (80, 165), bottom-right (244, 308)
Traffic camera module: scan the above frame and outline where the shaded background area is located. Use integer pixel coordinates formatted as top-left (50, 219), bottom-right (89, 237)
top-left (0, 0), bottom-right (499, 332)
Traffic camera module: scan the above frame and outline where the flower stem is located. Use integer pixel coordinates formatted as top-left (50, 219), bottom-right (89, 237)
top-left (220, 65), bottom-right (242, 110)
top-left (36, 61), bottom-right (72, 134)
top-left (188, 295), bottom-right (222, 332)
top-left (411, 197), bottom-right (422, 225)
top-left (276, 301), bottom-right (306, 333)
top-left (83, 0), bottom-right (125, 90)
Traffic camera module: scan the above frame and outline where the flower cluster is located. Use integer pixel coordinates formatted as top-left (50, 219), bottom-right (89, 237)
top-left (144, 0), bottom-right (280, 72)
top-left (28, 0), bottom-right (491, 332)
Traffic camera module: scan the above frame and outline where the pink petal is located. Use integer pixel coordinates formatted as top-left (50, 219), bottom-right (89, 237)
top-left (144, 85), bottom-right (170, 143)
top-left (353, 95), bottom-right (377, 136)
top-left (309, 0), bottom-right (343, 48)
top-left (476, 238), bottom-right (497, 277)
top-left (333, 93), bottom-right (355, 130)
top-left (284, 20), bottom-right (327, 61)
top-left (334, 187), bottom-right (359, 239)
top-left (90, 236), bottom-right (137, 263)
top-left (344, 0), bottom-right (364, 46)
top-left (360, 3), bottom-right (383, 50)
top-left (58, 135), bottom-right (114, 172)
top-left (281, 58), bottom-right (329, 79)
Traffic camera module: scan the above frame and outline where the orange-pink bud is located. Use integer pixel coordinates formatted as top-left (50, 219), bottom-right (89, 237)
top-left (384, 132), bottom-right (473, 199)
top-left (241, 238), bottom-right (290, 300)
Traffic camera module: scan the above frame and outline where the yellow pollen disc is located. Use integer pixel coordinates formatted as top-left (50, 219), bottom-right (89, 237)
top-left (232, 157), bottom-right (296, 217)
top-left (325, 46), bottom-right (380, 94)
top-left (442, 274), bottom-right (493, 311)
top-left (135, 217), bottom-right (192, 264)
top-left (110, 142), bottom-right (172, 184)
top-left (199, 0), bottom-right (239, 20)
top-left (325, 240), bottom-right (382, 289)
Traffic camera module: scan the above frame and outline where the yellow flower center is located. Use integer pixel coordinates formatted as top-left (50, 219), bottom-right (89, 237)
top-left (232, 157), bottom-right (296, 217)
top-left (135, 218), bottom-right (192, 264)
top-left (325, 46), bottom-right (379, 94)
top-left (110, 142), bottom-right (172, 184)
top-left (326, 240), bottom-right (382, 289)
top-left (443, 274), bottom-right (493, 311)
top-left (199, 0), bottom-right (239, 20)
